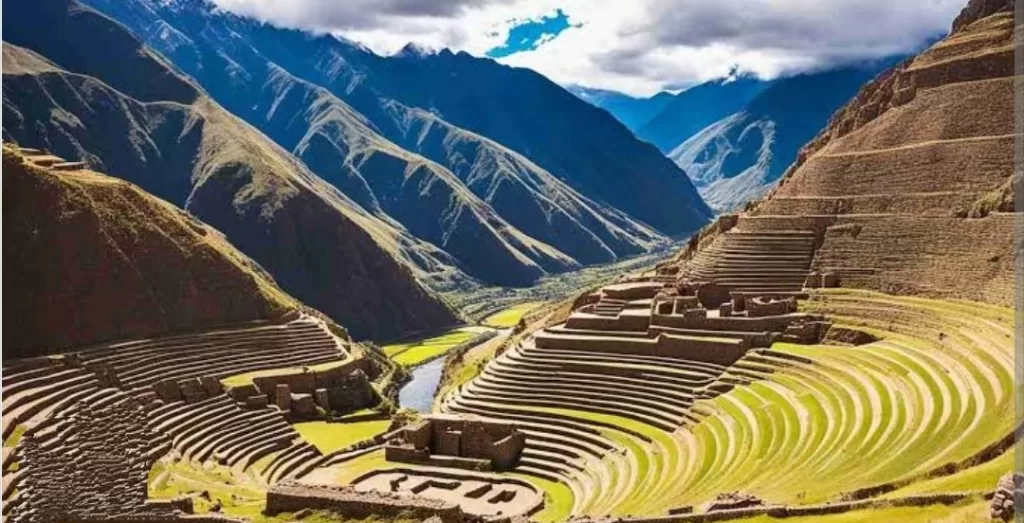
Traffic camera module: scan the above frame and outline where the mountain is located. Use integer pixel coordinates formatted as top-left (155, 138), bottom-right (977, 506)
top-left (81, 0), bottom-right (713, 245)
top-left (1, 0), bottom-right (461, 340)
top-left (636, 76), bottom-right (771, 153)
top-left (567, 86), bottom-right (675, 132)
top-left (745, 0), bottom-right (1017, 306)
top-left (3, 143), bottom-right (298, 356)
top-left (668, 65), bottom-right (893, 211)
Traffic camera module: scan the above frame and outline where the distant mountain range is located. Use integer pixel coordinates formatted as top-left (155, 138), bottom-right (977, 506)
top-left (2, 0), bottom-right (713, 340)
top-left (78, 0), bottom-right (712, 283)
top-left (575, 64), bottom-right (897, 211)
top-left (668, 64), bottom-right (895, 210)
top-left (567, 86), bottom-right (675, 133)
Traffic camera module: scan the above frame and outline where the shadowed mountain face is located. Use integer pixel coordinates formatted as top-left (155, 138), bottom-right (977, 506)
top-left (2, 145), bottom-right (298, 356)
top-left (1, 0), bottom-right (461, 341)
top-left (78, 0), bottom-right (713, 250)
top-left (636, 76), bottom-right (771, 153)
top-left (567, 86), bottom-right (676, 133)
top-left (668, 66), bottom-right (893, 211)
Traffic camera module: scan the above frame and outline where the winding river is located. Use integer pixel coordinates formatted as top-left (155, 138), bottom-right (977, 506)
top-left (398, 357), bottom-right (446, 412)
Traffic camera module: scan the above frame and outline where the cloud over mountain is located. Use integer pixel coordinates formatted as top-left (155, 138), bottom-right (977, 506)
top-left (211, 0), bottom-right (965, 96)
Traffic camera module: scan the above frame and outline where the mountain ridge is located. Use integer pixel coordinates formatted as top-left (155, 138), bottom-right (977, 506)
top-left (80, 0), bottom-right (707, 289)
top-left (1, 1), bottom-right (462, 340)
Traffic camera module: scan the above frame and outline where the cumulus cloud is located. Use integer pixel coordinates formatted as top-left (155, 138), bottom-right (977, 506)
top-left (210, 0), bottom-right (967, 96)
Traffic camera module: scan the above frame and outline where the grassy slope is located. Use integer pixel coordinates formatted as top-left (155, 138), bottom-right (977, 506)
top-left (293, 420), bottom-right (391, 454)
top-left (383, 327), bottom-right (489, 367)
top-left (450, 289), bottom-right (1013, 519)
top-left (481, 302), bottom-right (547, 328)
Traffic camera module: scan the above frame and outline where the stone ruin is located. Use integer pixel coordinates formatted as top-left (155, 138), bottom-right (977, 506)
top-left (353, 470), bottom-right (544, 520)
top-left (265, 481), bottom-right (532, 523)
top-left (991, 472), bottom-right (1021, 521)
top-left (223, 359), bottom-right (377, 420)
top-left (385, 415), bottom-right (526, 472)
top-left (7, 399), bottom-right (223, 523)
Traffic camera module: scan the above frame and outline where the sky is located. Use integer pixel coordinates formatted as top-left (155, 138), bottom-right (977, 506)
top-left (210, 0), bottom-right (968, 97)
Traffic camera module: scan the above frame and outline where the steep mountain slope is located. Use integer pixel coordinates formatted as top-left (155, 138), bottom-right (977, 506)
top-left (567, 86), bottom-right (675, 133)
top-left (78, 0), bottom-right (686, 286)
top-left (81, 0), bottom-right (713, 241)
top-left (3, 144), bottom-right (298, 356)
top-left (669, 66), bottom-right (891, 211)
top-left (636, 76), bottom-right (771, 153)
top-left (1, 0), bottom-right (461, 340)
top-left (742, 0), bottom-right (1017, 305)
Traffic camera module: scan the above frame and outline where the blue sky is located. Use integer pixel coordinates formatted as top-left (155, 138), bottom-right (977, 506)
top-left (486, 9), bottom-right (577, 59)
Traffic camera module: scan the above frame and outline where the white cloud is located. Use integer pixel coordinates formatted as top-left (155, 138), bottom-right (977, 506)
top-left (210, 0), bottom-right (968, 97)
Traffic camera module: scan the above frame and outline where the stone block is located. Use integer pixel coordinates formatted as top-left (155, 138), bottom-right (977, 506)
top-left (245, 395), bottom-right (269, 410)
top-left (436, 430), bottom-right (461, 456)
top-left (314, 388), bottom-right (330, 411)
top-left (200, 376), bottom-right (222, 397)
top-left (291, 393), bottom-right (317, 418)
top-left (275, 384), bottom-right (291, 411)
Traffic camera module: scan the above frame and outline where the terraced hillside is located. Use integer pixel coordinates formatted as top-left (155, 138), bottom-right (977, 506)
top-left (745, 0), bottom-right (1018, 306)
top-left (426, 282), bottom-right (1013, 520)
top-left (391, 1), bottom-right (1016, 520)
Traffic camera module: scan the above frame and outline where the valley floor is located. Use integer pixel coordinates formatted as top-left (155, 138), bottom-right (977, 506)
top-left (444, 245), bottom-right (677, 321)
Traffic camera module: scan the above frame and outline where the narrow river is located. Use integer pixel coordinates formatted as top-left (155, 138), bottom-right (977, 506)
top-left (398, 357), bottom-right (446, 412)
top-left (396, 327), bottom-right (508, 413)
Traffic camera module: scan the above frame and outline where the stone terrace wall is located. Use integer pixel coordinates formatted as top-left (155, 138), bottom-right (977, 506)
top-left (812, 214), bottom-right (1015, 306)
top-left (9, 399), bottom-right (199, 523)
top-left (535, 331), bottom-right (748, 366)
top-left (266, 482), bottom-right (471, 522)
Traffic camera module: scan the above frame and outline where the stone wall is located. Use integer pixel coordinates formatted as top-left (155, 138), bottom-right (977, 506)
top-left (224, 359), bottom-right (377, 417)
top-left (9, 399), bottom-right (202, 523)
top-left (266, 482), bottom-right (471, 522)
top-left (385, 415), bottom-right (526, 472)
top-left (535, 331), bottom-right (749, 366)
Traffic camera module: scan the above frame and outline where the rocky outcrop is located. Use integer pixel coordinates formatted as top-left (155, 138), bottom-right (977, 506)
top-left (1, 0), bottom-right (461, 340)
top-left (2, 145), bottom-right (297, 356)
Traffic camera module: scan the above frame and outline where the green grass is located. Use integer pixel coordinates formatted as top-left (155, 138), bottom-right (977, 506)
top-left (383, 327), bottom-right (484, 367)
top-left (891, 450), bottom-right (1013, 496)
top-left (148, 460), bottom-right (267, 519)
top-left (4, 425), bottom-right (27, 448)
top-left (509, 473), bottom-right (574, 523)
top-left (481, 301), bottom-right (546, 328)
top-left (220, 359), bottom-right (351, 388)
top-left (726, 500), bottom-right (988, 523)
top-left (293, 420), bottom-right (391, 454)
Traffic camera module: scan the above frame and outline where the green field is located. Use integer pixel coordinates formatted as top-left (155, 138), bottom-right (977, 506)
top-left (727, 500), bottom-right (988, 523)
top-left (383, 327), bottom-right (487, 367)
top-left (481, 301), bottom-right (546, 327)
top-left (293, 420), bottom-right (391, 454)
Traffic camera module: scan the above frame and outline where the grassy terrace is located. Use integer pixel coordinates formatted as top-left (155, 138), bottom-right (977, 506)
top-left (726, 500), bottom-right (990, 522)
top-left (482, 301), bottom-right (546, 328)
top-left (383, 326), bottom-right (489, 367)
top-left (220, 359), bottom-right (351, 388)
top-left (294, 419), bottom-right (391, 454)
top-left (438, 289), bottom-right (1014, 518)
